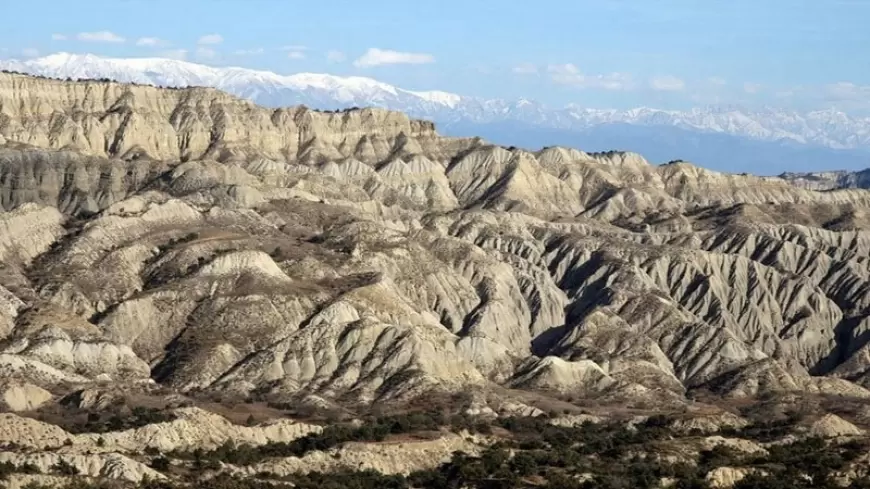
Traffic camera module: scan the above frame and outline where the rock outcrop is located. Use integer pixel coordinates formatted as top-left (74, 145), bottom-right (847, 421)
top-left (808, 414), bottom-right (865, 438)
top-left (706, 467), bottom-right (762, 489)
top-left (0, 451), bottom-right (164, 483)
top-left (0, 407), bottom-right (321, 453)
top-left (0, 382), bottom-right (52, 412)
top-left (238, 432), bottom-right (484, 477)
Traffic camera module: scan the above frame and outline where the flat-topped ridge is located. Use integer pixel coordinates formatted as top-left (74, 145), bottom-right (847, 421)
top-left (0, 72), bottom-right (452, 163)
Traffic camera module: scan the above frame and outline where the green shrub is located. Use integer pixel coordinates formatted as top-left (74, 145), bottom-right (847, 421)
top-left (150, 456), bottom-right (171, 472)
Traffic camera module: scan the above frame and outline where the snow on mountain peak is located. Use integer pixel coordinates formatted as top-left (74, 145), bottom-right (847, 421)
top-left (1, 52), bottom-right (868, 150)
top-left (406, 90), bottom-right (462, 108)
top-left (2, 53), bottom-right (467, 108)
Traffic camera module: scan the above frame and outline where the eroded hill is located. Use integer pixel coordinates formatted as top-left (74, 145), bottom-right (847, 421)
top-left (4, 72), bottom-right (870, 487)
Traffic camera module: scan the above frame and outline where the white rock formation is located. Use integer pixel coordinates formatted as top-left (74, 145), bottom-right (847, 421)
top-left (3, 72), bottom-right (870, 408)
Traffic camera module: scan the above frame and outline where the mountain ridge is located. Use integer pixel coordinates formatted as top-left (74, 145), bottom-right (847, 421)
top-left (3, 52), bottom-right (870, 160)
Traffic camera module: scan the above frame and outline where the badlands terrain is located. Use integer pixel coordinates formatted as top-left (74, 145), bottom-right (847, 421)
top-left (6, 53), bottom-right (870, 176)
top-left (2, 72), bottom-right (870, 488)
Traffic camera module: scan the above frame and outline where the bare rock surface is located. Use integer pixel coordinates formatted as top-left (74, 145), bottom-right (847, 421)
top-left (2, 73), bottom-right (870, 417)
top-left (76, 407), bottom-right (323, 453)
top-left (0, 382), bottom-right (52, 412)
top-left (670, 412), bottom-right (749, 435)
top-left (706, 467), bottom-right (762, 489)
top-left (0, 411), bottom-right (73, 448)
top-left (0, 451), bottom-right (164, 482)
top-left (2, 474), bottom-right (69, 489)
top-left (237, 431), bottom-right (484, 477)
top-left (6, 72), bottom-right (870, 489)
top-left (808, 413), bottom-right (865, 438)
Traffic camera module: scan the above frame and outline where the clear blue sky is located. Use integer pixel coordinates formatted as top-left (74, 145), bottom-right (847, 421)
top-left (2, 0), bottom-right (869, 113)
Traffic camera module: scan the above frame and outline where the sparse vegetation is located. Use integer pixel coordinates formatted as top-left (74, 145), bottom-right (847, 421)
top-left (33, 403), bottom-right (179, 435)
top-left (18, 429), bottom-right (870, 489)
top-left (50, 459), bottom-right (80, 476)
top-left (0, 69), bottom-right (199, 90)
top-left (171, 410), bottom-right (453, 465)
top-left (150, 456), bottom-right (172, 472)
top-left (8, 407), bottom-right (870, 489)
top-left (105, 408), bottom-right (863, 488)
top-left (0, 461), bottom-right (40, 480)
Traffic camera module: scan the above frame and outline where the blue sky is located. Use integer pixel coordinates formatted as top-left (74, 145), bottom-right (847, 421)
top-left (2, 0), bottom-right (869, 113)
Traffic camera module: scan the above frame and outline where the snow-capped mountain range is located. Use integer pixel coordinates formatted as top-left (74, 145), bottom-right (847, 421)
top-left (2, 53), bottom-right (870, 172)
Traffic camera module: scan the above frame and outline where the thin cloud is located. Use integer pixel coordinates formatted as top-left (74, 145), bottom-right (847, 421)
top-left (196, 47), bottom-right (218, 59)
top-left (824, 82), bottom-right (870, 111)
top-left (547, 64), bottom-right (634, 91)
top-left (22, 48), bottom-right (40, 58)
top-left (650, 75), bottom-right (686, 91)
top-left (51, 33), bottom-right (67, 41)
top-left (708, 76), bottom-right (727, 86)
top-left (159, 49), bottom-right (188, 60)
top-left (744, 82), bottom-right (763, 94)
top-left (282, 46), bottom-right (308, 59)
top-left (513, 63), bottom-right (539, 75)
top-left (326, 50), bottom-right (346, 63)
top-left (197, 34), bottom-right (223, 45)
top-left (826, 81), bottom-right (870, 99)
top-left (77, 31), bottom-right (126, 43)
top-left (744, 82), bottom-right (870, 113)
top-left (353, 48), bottom-right (435, 68)
top-left (233, 48), bottom-right (265, 56)
top-left (136, 37), bottom-right (169, 47)
top-left (745, 81), bottom-right (870, 112)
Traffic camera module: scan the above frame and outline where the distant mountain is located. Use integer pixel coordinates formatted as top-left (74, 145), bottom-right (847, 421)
top-left (441, 120), bottom-right (870, 175)
top-left (0, 52), bottom-right (475, 119)
top-left (3, 52), bottom-right (870, 173)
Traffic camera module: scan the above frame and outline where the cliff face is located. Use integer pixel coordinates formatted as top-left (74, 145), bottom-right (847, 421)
top-left (0, 149), bottom-right (168, 213)
top-left (0, 72), bottom-right (455, 163)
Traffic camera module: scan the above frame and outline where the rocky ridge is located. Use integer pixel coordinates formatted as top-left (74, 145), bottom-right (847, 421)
top-left (3, 72), bottom-right (870, 406)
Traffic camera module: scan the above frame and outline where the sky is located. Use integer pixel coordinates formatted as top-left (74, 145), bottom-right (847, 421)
top-left (1, 0), bottom-right (869, 113)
